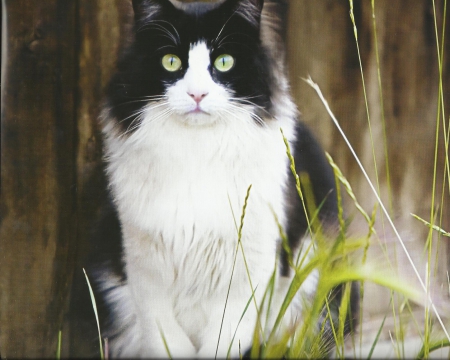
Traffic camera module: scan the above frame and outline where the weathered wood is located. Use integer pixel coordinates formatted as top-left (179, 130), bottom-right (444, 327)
top-left (67, 1), bottom-right (133, 356)
top-left (73, 0), bottom-right (132, 276)
top-left (0, 0), bottom-right (448, 357)
top-left (287, 0), bottom-right (449, 313)
top-left (0, 0), bottom-right (77, 357)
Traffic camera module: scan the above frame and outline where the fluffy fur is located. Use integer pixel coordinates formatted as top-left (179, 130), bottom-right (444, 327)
top-left (90, 0), bottom-right (352, 357)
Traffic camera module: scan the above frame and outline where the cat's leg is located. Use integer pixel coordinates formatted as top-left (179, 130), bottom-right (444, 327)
top-left (196, 294), bottom-right (258, 358)
top-left (260, 244), bottom-right (320, 346)
top-left (122, 239), bottom-right (196, 357)
top-left (196, 259), bottom-right (319, 358)
top-left (123, 276), bottom-right (197, 358)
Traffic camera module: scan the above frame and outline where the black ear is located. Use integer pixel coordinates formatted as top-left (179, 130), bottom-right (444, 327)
top-left (132, 0), bottom-right (175, 22)
top-left (232, 0), bottom-right (264, 27)
top-left (225, 0), bottom-right (264, 8)
top-left (131, 0), bottom-right (142, 14)
top-left (249, 0), bottom-right (264, 11)
top-left (132, 0), bottom-right (149, 17)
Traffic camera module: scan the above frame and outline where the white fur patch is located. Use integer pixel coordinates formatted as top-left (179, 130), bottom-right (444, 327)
top-left (101, 41), bottom-right (308, 358)
top-left (165, 42), bottom-right (232, 126)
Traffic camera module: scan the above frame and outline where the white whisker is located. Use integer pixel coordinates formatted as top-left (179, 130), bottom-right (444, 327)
top-left (216, 32), bottom-right (253, 49)
top-left (230, 97), bottom-right (272, 118)
top-left (221, 104), bottom-right (267, 128)
top-left (137, 20), bottom-right (180, 45)
top-left (112, 97), bottom-right (167, 109)
top-left (117, 101), bottom-right (171, 138)
top-left (120, 107), bottom-right (174, 138)
top-left (226, 102), bottom-right (268, 127)
top-left (213, 10), bottom-right (240, 48)
top-left (156, 44), bottom-right (176, 52)
top-left (157, 20), bottom-right (181, 45)
top-left (118, 101), bottom-right (169, 124)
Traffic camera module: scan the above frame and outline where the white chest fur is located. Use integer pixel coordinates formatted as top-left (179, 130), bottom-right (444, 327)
top-left (99, 40), bottom-right (300, 357)
top-left (105, 111), bottom-right (291, 284)
top-left (102, 109), bottom-right (296, 356)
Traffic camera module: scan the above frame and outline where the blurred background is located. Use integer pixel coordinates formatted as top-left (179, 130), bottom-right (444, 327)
top-left (1, 0), bottom-right (449, 357)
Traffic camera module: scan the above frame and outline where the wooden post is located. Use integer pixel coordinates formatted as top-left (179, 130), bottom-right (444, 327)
top-left (68, 1), bottom-right (132, 356)
top-left (0, 0), bottom-right (448, 356)
top-left (0, 1), bottom-right (77, 357)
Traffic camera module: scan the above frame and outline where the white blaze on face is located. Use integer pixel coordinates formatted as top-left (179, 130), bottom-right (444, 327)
top-left (184, 42), bottom-right (211, 102)
top-left (166, 41), bottom-right (230, 124)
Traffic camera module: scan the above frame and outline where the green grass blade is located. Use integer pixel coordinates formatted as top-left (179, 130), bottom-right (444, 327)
top-left (156, 321), bottom-right (172, 359)
top-left (56, 330), bottom-right (62, 360)
top-left (280, 128), bottom-right (313, 235)
top-left (267, 257), bottom-right (319, 346)
top-left (416, 339), bottom-right (450, 359)
top-left (219, 185), bottom-right (264, 358)
top-left (326, 153), bottom-right (374, 229)
top-left (336, 283), bottom-right (352, 357)
top-left (236, 186), bottom-right (267, 342)
top-left (304, 76), bottom-right (450, 342)
top-left (411, 213), bottom-right (450, 237)
top-left (367, 314), bottom-right (387, 360)
top-left (349, 0), bottom-right (383, 205)
top-left (227, 286), bottom-right (258, 359)
top-left (83, 268), bottom-right (104, 360)
top-left (370, 0), bottom-right (393, 214)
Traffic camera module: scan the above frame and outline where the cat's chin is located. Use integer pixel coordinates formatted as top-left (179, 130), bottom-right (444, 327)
top-left (174, 111), bottom-right (220, 127)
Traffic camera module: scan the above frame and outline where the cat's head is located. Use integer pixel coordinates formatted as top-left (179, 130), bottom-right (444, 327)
top-left (106, 0), bottom-right (277, 132)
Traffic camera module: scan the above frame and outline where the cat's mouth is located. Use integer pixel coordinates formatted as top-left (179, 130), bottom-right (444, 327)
top-left (189, 108), bottom-right (210, 115)
top-left (188, 106), bottom-right (210, 115)
top-left (179, 107), bottom-right (217, 126)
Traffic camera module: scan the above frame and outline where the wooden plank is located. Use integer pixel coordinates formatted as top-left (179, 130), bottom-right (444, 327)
top-left (1, 0), bottom-right (446, 357)
top-left (74, 0), bottom-right (132, 250)
top-left (67, 0), bottom-right (132, 357)
top-left (0, 0), bottom-right (77, 357)
top-left (287, 0), bottom-right (449, 310)
top-left (287, 0), bottom-right (449, 231)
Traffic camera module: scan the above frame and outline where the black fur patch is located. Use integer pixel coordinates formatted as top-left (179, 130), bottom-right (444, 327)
top-left (106, 0), bottom-right (272, 134)
top-left (282, 122), bottom-right (339, 276)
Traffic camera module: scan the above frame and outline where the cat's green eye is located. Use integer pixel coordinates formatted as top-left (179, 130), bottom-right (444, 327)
top-left (214, 54), bottom-right (234, 72)
top-left (162, 54), bottom-right (182, 72)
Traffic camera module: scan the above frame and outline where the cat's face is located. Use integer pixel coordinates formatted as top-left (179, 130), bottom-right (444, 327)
top-left (107, 0), bottom-right (273, 131)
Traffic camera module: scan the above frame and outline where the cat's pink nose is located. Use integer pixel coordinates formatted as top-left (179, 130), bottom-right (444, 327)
top-left (188, 92), bottom-right (208, 104)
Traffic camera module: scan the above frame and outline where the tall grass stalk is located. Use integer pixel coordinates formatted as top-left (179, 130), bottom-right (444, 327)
top-left (351, 2), bottom-right (410, 354)
top-left (157, 321), bottom-right (173, 359)
top-left (367, 315), bottom-right (387, 360)
top-left (83, 268), bottom-right (104, 360)
top-left (56, 330), bottom-right (62, 360)
top-left (218, 185), bottom-right (253, 358)
top-left (348, 0), bottom-right (383, 206)
top-left (301, 2), bottom-right (449, 350)
top-left (281, 128), bottom-right (315, 239)
top-left (420, 1), bottom-right (449, 356)
top-left (370, 0), bottom-right (393, 215)
top-left (429, 0), bottom-right (448, 356)
top-left (431, 0), bottom-right (449, 303)
top-left (234, 131), bottom-right (425, 359)
top-left (236, 185), bottom-right (264, 335)
top-left (303, 76), bottom-right (450, 343)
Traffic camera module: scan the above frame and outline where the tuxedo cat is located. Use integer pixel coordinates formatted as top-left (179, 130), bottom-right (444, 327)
top-left (90, 0), bottom-right (357, 357)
